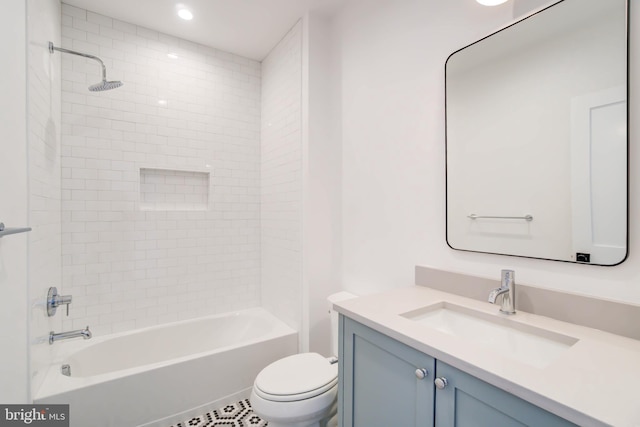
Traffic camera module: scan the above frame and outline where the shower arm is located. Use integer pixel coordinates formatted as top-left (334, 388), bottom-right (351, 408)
top-left (48, 42), bottom-right (107, 81)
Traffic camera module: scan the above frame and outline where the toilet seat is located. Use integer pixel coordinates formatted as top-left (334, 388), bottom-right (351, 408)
top-left (253, 353), bottom-right (338, 402)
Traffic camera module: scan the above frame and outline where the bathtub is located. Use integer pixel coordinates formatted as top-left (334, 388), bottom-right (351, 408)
top-left (34, 307), bottom-right (298, 427)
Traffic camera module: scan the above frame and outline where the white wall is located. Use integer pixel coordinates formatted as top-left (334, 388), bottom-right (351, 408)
top-left (0, 0), bottom-right (30, 403)
top-left (333, 0), bottom-right (640, 304)
top-left (261, 21), bottom-right (303, 335)
top-left (27, 0), bottom-right (62, 398)
top-left (60, 5), bottom-right (262, 335)
top-left (302, 13), bottom-right (343, 355)
top-left (262, 15), bottom-right (342, 354)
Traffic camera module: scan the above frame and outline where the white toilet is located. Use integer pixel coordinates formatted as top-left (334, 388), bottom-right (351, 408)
top-left (250, 292), bottom-right (356, 427)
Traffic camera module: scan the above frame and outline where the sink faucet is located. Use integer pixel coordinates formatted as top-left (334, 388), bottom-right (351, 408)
top-left (488, 269), bottom-right (516, 314)
top-left (49, 326), bottom-right (92, 345)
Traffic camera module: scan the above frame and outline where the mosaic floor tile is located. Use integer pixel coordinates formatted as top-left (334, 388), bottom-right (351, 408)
top-left (170, 399), bottom-right (267, 427)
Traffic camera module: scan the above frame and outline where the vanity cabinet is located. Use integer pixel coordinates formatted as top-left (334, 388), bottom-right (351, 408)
top-left (339, 316), bottom-right (577, 427)
top-left (339, 316), bottom-right (435, 427)
top-left (434, 361), bottom-right (575, 427)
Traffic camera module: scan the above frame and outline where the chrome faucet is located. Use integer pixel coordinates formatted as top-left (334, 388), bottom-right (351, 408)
top-left (488, 269), bottom-right (516, 314)
top-left (49, 326), bottom-right (92, 345)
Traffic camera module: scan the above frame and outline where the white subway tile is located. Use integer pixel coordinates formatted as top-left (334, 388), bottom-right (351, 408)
top-left (113, 19), bottom-right (137, 35)
top-left (100, 26), bottom-right (124, 41)
top-left (62, 6), bottom-right (262, 333)
top-left (62, 26), bottom-right (87, 42)
top-left (87, 11), bottom-right (113, 28)
top-left (62, 4), bottom-right (86, 19)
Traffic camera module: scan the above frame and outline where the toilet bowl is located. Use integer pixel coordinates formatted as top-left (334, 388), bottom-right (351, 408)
top-left (250, 353), bottom-right (338, 427)
top-left (250, 292), bottom-right (356, 427)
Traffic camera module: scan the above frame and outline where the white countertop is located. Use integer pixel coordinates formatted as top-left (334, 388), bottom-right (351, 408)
top-left (334, 286), bottom-right (640, 427)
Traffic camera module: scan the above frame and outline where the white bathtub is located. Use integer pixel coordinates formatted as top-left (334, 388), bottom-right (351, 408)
top-left (34, 307), bottom-right (298, 427)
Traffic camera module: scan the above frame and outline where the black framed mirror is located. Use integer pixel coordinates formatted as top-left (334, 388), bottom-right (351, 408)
top-left (445, 0), bottom-right (628, 265)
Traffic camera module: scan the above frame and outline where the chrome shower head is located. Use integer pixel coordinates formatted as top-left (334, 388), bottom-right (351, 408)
top-left (49, 42), bottom-right (124, 92)
top-left (89, 80), bottom-right (124, 92)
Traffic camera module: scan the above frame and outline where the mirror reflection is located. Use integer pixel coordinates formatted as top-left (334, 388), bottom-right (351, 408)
top-left (445, 0), bottom-right (627, 265)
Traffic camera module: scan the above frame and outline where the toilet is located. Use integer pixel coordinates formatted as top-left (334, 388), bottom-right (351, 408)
top-left (250, 292), bottom-right (356, 427)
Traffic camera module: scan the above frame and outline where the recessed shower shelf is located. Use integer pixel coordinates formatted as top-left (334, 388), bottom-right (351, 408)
top-left (0, 223), bottom-right (32, 238)
top-left (139, 168), bottom-right (210, 211)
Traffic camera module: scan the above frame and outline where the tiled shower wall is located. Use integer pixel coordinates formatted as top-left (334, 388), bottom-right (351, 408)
top-left (260, 22), bottom-right (303, 333)
top-left (61, 4), bottom-right (261, 335)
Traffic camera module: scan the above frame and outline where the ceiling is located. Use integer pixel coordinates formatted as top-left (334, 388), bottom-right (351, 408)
top-left (63, 0), bottom-right (345, 61)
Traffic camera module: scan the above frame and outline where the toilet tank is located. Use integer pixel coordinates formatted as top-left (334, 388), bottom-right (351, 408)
top-left (327, 291), bottom-right (357, 356)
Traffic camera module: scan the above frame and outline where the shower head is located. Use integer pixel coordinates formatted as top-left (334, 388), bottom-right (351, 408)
top-left (89, 80), bottom-right (124, 92)
top-left (49, 42), bottom-right (123, 92)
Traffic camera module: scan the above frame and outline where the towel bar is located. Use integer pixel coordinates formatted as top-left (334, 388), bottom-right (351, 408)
top-left (467, 214), bottom-right (533, 222)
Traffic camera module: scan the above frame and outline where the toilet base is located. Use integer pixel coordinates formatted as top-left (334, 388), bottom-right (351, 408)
top-left (250, 388), bottom-right (337, 427)
top-left (260, 402), bottom-right (337, 427)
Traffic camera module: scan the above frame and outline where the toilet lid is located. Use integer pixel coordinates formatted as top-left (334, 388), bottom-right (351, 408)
top-left (254, 353), bottom-right (338, 402)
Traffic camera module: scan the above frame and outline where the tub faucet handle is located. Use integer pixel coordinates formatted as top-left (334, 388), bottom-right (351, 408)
top-left (47, 287), bottom-right (73, 317)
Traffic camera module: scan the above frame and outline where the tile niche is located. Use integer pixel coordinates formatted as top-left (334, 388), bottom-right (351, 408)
top-left (139, 168), bottom-right (210, 211)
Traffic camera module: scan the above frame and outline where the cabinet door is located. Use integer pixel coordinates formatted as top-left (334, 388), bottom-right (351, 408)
top-left (434, 361), bottom-right (577, 427)
top-left (340, 316), bottom-right (435, 427)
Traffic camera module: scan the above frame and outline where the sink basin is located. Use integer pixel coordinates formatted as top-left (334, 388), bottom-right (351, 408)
top-left (401, 302), bottom-right (578, 368)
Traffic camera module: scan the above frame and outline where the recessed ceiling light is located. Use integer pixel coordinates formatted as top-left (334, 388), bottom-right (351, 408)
top-left (476, 0), bottom-right (509, 5)
top-left (178, 8), bottom-right (193, 20)
top-left (158, 100), bottom-right (167, 106)
top-left (167, 53), bottom-right (179, 59)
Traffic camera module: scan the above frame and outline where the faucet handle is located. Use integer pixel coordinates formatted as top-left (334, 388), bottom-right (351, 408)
top-left (47, 287), bottom-right (73, 317)
top-left (61, 295), bottom-right (72, 316)
top-left (501, 269), bottom-right (514, 284)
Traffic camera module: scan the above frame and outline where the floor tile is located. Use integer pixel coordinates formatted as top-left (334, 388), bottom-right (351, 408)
top-left (169, 399), bottom-right (267, 427)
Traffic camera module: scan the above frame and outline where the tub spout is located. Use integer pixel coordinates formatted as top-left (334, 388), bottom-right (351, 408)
top-left (49, 326), bottom-right (92, 345)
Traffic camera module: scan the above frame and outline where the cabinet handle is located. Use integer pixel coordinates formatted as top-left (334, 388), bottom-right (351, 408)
top-left (415, 368), bottom-right (428, 379)
top-left (434, 377), bottom-right (449, 389)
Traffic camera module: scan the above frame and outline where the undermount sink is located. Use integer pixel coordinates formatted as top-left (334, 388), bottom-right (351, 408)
top-left (401, 302), bottom-right (579, 368)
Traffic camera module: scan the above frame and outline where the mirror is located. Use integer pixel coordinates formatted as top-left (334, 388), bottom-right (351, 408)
top-left (445, 0), bottom-right (628, 265)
